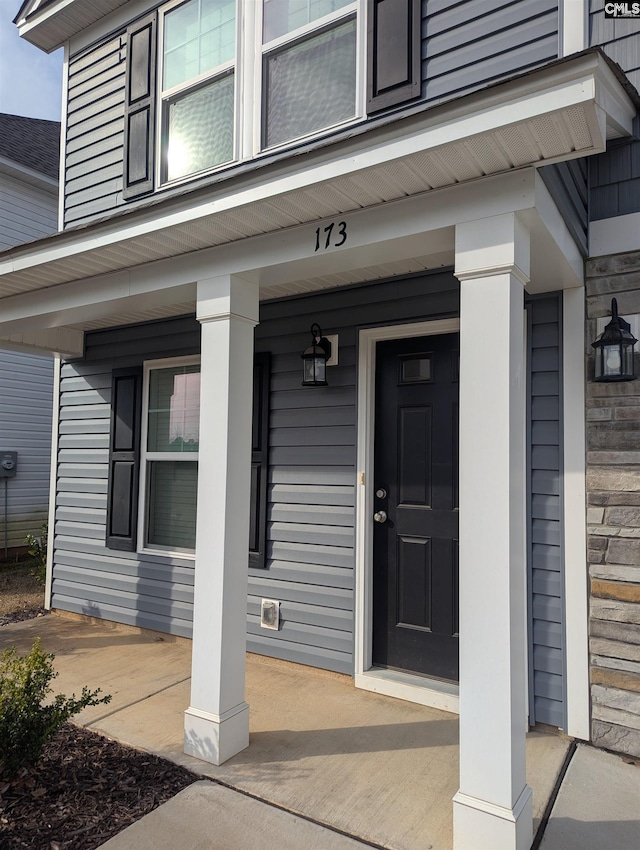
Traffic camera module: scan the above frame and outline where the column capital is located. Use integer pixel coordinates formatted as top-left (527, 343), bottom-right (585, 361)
top-left (454, 213), bottom-right (530, 285)
top-left (197, 274), bottom-right (259, 325)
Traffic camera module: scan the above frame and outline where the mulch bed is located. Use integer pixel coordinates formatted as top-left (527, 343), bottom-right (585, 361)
top-left (0, 724), bottom-right (199, 850)
top-left (0, 607), bottom-right (49, 627)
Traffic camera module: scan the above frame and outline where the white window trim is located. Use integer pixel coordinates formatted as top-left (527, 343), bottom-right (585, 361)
top-left (138, 354), bottom-right (201, 558)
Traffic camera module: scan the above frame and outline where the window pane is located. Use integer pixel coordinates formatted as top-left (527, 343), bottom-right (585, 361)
top-left (147, 461), bottom-right (197, 549)
top-left (148, 364), bottom-right (200, 452)
top-left (164, 0), bottom-right (235, 90)
top-left (264, 19), bottom-right (356, 148)
top-left (166, 74), bottom-right (234, 180)
top-left (263, 0), bottom-right (352, 43)
top-left (401, 356), bottom-right (432, 383)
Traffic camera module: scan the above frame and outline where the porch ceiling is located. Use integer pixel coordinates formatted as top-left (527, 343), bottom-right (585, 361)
top-left (0, 51), bottom-right (635, 348)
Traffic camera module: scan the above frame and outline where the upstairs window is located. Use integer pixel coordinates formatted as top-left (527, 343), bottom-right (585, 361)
top-left (124, 1), bottom-right (397, 195)
top-left (160, 0), bottom-right (237, 182)
top-left (261, 0), bottom-right (359, 149)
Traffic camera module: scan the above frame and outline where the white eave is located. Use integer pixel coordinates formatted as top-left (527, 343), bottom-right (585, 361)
top-left (15, 0), bottom-right (130, 53)
top-left (0, 51), bottom-right (635, 306)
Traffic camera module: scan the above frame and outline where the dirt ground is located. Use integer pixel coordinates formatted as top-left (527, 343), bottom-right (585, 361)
top-left (0, 558), bottom-right (45, 621)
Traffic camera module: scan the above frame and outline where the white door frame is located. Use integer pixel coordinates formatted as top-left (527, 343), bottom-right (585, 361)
top-left (354, 317), bottom-right (461, 713)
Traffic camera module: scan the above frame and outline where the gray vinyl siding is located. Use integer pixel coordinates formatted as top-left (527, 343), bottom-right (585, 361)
top-left (527, 294), bottom-right (565, 729)
top-left (252, 272), bottom-right (460, 674)
top-left (590, 139), bottom-right (640, 221)
top-left (63, 1), bottom-right (559, 225)
top-left (589, 1), bottom-right (640, 222)
top-left (539, 159), bottom-right (588, 256)
top-left (0, 351), bottom-right (54, 549)
top-left (0, 173), bottom-right (57, 249)
top-left (590, 0), bottom-right (640, 91)
top-left (0, 168), bottom-right (57, 550)
top-left (50, 316), bottom-right (200, 635)
top-left (64, 31), bottom-right (125, 227)
top-left (422, 0), bottom-right (559, 105)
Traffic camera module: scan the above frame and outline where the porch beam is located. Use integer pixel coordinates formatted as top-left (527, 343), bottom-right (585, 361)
top-left (184, 273), bottom-right (259, 765)
top-left (453, 214), bottom-right (533, 850)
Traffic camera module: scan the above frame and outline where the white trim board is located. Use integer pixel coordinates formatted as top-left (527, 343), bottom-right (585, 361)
top-left (562, 288), bottom-right (590, 740)
top-left (355, 318), bottom-right (460, 714)
top-left (589, 213), bottom-right (640, 258)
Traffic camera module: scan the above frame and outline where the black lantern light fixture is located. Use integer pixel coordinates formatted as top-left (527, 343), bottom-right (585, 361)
top-left (301, 323), bottom-right (332, 387)
top-left (592, 297), bottom-right (637, 382)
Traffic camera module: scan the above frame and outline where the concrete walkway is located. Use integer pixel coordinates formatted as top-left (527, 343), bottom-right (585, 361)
top-left (2, 613), bottom-right (635, 850)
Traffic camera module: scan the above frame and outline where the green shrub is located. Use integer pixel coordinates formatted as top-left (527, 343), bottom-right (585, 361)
top-left (0, 638), bottom-right (111, 780)
top-left (24, 523), bottom-right (48, 585)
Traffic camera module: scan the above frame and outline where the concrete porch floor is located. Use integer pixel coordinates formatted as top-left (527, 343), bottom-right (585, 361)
top-left (0, 613), bottom-right (571, 850)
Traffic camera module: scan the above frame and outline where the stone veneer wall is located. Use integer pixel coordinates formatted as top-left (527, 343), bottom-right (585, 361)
top-left (586, 250), bottom-right (640, 758)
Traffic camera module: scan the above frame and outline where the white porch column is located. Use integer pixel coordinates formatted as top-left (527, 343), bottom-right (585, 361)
top-left (184, 273), bottom-right (259, 766)
top-left (453, 214), bottom-right (533, 850)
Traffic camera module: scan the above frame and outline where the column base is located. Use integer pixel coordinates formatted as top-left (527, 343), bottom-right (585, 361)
top-left (453, 785), bottom-right (533, 850)
top-left (184, 702), bottom-right (249, 766)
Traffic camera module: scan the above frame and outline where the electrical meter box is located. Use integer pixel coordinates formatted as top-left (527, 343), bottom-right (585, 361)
top-left (0, 451), bottom-right (17, 478)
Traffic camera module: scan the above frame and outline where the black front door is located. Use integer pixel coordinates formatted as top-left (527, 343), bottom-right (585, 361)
top-left (372, 333), bottom-right (459, 681)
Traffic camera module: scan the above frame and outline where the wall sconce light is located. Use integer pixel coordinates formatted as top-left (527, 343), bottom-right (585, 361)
top-left (592, 297), bottom-right (637, 382)
top-left (301, 323), bottom-right (332, 387)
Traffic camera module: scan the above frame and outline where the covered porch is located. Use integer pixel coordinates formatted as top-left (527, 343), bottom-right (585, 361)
top-left (0, 613), bottom-right (571, 850)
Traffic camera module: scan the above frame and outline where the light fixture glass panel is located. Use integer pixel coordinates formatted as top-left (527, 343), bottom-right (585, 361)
top-left (147, 460), bottom-right (198, 548)
top-left (167, 73), bottom-right (234, 180)
top-left (264, 18), bottom-right (356, 148)
top-left (603, 344), bottom-right (622, 377)
top-left (263, 0), bottom-right (352, 42)
top-left (304, 356), bottom-right (326, 384)
top-left (148, 365), bottom-right (201, 452)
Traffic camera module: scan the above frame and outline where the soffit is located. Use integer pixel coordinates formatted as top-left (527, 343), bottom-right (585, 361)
top-left (16, 0), bottom-right (130, 52)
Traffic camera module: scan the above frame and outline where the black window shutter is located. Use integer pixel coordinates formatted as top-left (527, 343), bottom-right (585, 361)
top-left (367, 0), bottom-right (421, 113)
top-left (123, 13), bottom-right (157, 200)
top-left (249, 353), bottom-right (271, 569)
top-left (106, 367), bottom-right (142, 551)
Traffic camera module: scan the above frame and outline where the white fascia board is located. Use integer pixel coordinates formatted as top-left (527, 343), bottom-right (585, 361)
top-left (589, 213), bottom-right (640, 257)
top-left (0, 56), bottom-right (614, 282)
top-left (595, 61), bottom-right (637, 139)
top-left (0, 327), bottom-right (83, 357)
top-left (0, 171), bottom-right (537, 332)
top-left (16, 0), bottom-right (77, 47)
top-left (0, 156), bottom-right (57, 194)
top-left (531, 171), bottom-right (584, 289)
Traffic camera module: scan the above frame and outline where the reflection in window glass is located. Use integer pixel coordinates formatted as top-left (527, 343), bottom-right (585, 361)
top-left (401, 356), bottom-right (432, 383)
top-left (263, 0), bottom-right (352, 42)
top-left (164, 0), bottom-right (235, 90)
top-left (166, 73), bottom-right (235, 180)
top-left (264, 18), bottom-right (356, 148)
top-left (148, 364), bottom-right (201, 452)
top-left (147, 460), bottom-right (198, 549)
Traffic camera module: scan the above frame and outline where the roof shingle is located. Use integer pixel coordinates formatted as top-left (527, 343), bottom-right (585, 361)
top-left (0, 113), bottom-right (60, 180)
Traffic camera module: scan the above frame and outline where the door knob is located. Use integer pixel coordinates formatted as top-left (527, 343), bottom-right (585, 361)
top-left (373, 510), bottom-right (387, 523)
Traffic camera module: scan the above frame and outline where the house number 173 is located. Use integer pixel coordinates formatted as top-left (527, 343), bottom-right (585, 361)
top-left (314, 221), bottom-right (347, 252)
